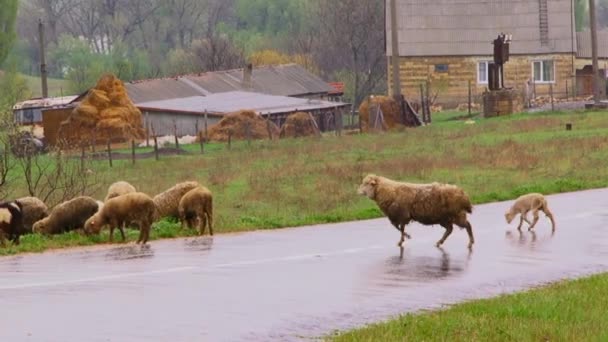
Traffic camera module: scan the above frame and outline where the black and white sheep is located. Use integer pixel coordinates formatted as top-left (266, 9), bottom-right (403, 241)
top-left (0, 201), bottom-right (24, 246)
top-left (357, 174), bottom-right (474, 248)
top-left (84, 192), bottom-right (158, 244)
top-left (32, 196), bottom-right (100, 235)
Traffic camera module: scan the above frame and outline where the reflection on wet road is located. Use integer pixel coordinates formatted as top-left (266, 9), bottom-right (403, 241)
top-left (2, 188), bottom-right (608, 341)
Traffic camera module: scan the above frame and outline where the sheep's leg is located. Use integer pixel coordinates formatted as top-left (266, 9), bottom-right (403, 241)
top-left (207, 211), bottom-right (214, 236)
top-left (109, 226), bottom-right (115, 242)
top-left (436, 223), bottom-right (453, 247)
top-left (543, 206), bottom-right (556, 231)
top-left (517, 214), bottom-right (525, 231)
top-left (529, 210), bottom-right (540, 231)
top-left (142, 222), bottom-right (151, 244)
top-left (400, 224), bottom-right (411, 239)
top-left (464, 221), bottom-right (474, 249)
top-left (118, 224), bottom-right (126, 242)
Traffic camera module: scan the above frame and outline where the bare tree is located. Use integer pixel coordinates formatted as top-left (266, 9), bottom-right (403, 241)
top-left (314, 0), bottom-right (387, 108)
top-left (35, 0), bottom-right (77, 44)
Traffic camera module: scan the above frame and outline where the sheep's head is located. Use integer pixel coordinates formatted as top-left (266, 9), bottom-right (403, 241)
top-left (358, 174), bottom-right (379, 199)
top-left (32, 218), bottom-right (48, 234)
top-left (505, 211), bottom-right (515, 224)
top-left (84, 215), bottom-right (102, 235)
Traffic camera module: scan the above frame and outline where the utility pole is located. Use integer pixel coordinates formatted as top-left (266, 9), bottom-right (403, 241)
top-left (389, 0), bottom-right (401, 97)
top-left (38, 19), bottom-right (49, 99)
top-left (589, 0), bottom-right (601, 104)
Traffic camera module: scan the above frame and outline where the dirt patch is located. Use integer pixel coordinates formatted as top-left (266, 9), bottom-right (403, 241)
top-left (203, 110), bottom-right (279, 142)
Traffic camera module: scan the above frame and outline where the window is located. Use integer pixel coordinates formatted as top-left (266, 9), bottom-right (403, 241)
top-left (477, 61), bottom-right (490, 84)
top-left (435, 64), bottom-right (449, 73)
top-left (532, 60), bottom-right (554, 83)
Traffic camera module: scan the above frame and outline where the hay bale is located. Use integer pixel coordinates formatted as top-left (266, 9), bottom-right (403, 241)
top-left (279, 112), bottom-right (320, 138)
top-left (204, 110), bottom-right (279, 142)
top-left (358, 96), bottom-right (404, 132)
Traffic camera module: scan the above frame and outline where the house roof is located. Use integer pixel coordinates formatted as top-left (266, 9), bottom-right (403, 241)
top-left (389, 0), bottom-right (575, 57)
top-left (13, 95), bottom-right (78, 111)
top-left (576, 30), bottom-right (608, 59)
top-left (123, 64), bottom-right (333, 104)
top-left (137, 91), bottom-right (350, 116)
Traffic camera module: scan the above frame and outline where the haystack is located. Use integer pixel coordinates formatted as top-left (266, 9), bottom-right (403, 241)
top-left (60, 74), bottom-right (144, 144)
top-left (279, 112), bottom-right (320, 138)
top-left (359, 96), bottom-right (404, 132)
top-left (203, 110), bottom-right (279, 142)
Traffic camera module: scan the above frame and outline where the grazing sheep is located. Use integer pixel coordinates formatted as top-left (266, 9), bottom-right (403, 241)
top-left (153, 181), bottom-right (200, 219)
top-left (357, 174), bottom-right (474, 248)
top-left (178, 186), bottom-right (213, 236)
top-left (104, 181), bottom-right (136, 202)
top-left (0, 201), bottom-right (24, 246)
top-left (32, 196), bottom-right (99, 235)
top-left (84, 192), bottom-right (157, 244)
top-left (505, 193), bottom-right (555, 231)
top-left (15, 197), bottom-right (48, 234)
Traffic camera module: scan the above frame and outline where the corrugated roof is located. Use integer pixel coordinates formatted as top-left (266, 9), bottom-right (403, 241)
top-left (124, 64), bottom-right (333, 104)
top-left (13, 95), bottom-right (78, 110)
top-left (576, 30), bottom-right (608, 59)
top-left (137, 91), bottom-right (350, 116)
top-left (390, 0), bottom-right (575, 57)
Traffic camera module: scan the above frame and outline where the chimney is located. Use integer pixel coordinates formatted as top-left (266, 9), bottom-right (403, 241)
top-left (243, 63), bottom-right (253, 90)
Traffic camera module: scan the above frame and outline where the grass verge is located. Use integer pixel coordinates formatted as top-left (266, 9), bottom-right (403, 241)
top-left (332, 273), bottom-right (608, 341)
top-left (3, 109), bottom-right (608, 255)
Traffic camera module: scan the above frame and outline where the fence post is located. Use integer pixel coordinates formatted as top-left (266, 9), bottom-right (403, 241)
top-left (173, 119), bottom-right (179, 150)
top-left (131, 140), bottom-right (136, 165)
top-left (228, 131), bottom-right (232, 150)
top-left (566, 80), bottom-right (569, 101)
top-left (199, 131), bottom-right (204, 154)
top-left (425, 80), bottom-right (431, 123)
top-left (153, 136), bottom-right (159, 161)
top-left (419, 84), bottom-right (425, 121)
top-left (80, 143), bottom-right (86, 171)
top-left (107, 139), bottom-right (113, 168)
top-left (468, 80), bottom-right (472, 115)
top-left (204, 111), bottom-right (209, 141)
top-left (550, 84), bottom-right (555, 111)
top-left (266, 118), bottom-right (273, 140)
top-left (246, 122), bottom-right (251, 146)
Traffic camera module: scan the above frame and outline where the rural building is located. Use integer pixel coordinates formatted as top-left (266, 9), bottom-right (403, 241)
top-left (13, 96), bottom-right (78, 125)
top-left (386, 0), bottom-right (599, 106)
top-left (137, 91), bottom-right (351, 135)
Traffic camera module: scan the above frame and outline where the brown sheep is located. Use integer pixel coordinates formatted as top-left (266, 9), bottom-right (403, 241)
top-left (178, 186), bottom-right (213, 235)
top-left (84, 192), bottom-right (157, 244)
top-left (505, 193), bottom-right (555, 231)
top-left (15, 196), bottom-right (48, 234)
top-left (357, 174), bottom-right (474, 249)
top-left (153, 181), bottom-right (200, 219)
top-left (104, 181), bottom-right (136, 202)
top-left (32, 196), bottom-right (100, 235)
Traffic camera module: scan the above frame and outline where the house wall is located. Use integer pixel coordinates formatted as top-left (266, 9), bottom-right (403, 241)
top-left (142, 111), bottom-right (222, 137)
top-left (388, 53), bottom-right (576, 107)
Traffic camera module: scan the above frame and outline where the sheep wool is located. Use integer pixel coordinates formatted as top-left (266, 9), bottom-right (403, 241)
top-left (178, 186), bottom-right (213, 236)
top-left (16, 197), bottom-right (49, 234)
top-left (32, 196), bottom-right (99, 235)
top-left (104, 181), bottom-right (137, 202)
top-left (505, 193), bottom-right (555, 231)
top-left (153, 181), bottom-right (201, 219)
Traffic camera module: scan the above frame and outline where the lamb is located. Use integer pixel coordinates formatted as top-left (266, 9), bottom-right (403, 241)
top-left (153, 181), bottom-right (200, 219)
top-left (104, 181), bottom-right (136, 202)
top-left (505, 193), bottom-right (555, 231)
top-left (84, 192), bottom-right (158, 244)
top-left (357, 174), bottom-right (474, 248)
top-left (15, 196), bottom-right (48, 234)
top-left (0, 201), bottom-right (24, 246)
top-left (178, 186), bottom-right (213, 236)
top-left (32, 196), bottom-right (100, 235)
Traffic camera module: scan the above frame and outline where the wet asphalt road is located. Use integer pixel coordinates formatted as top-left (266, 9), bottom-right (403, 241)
top-left (2, 188), bottom-right (608, 341)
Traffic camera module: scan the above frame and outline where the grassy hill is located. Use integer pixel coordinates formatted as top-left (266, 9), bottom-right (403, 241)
top-left (21, 74), bottom-right (71, 98)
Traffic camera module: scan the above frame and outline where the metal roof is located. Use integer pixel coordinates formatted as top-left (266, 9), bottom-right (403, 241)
top-left (389, 0), bottom-right (575, 57)
top-left (576, 30), bottom-right (608, 59)
top-left (137, 91), bottom-right (350, 116)
top-left (13, 96), bottom-right (78, 110)
top-left (124, 64), bottom-right (333, 104)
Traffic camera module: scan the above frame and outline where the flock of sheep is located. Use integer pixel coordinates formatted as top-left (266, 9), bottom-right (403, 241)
top-left (357, 174), bottom-right (556, 249)
top-left (0, 180), bottom-right (213, 247)
top-left (0, 171), bottom-right (556, 251)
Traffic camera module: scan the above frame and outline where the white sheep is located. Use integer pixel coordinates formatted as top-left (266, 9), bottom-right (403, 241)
top-left (153, 181), bottom-right (200, 219)
top-left (358, 174), bottom-right (474, 248)
top-left (505, 193), bottom-right (555, 231)
top-left (104, 181), bottom-right (136, 202)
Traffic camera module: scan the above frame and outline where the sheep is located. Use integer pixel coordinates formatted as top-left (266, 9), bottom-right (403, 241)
top-left (104, 181), bottom-right (136, 202)
top-left (32, 196), bottom-right (100, 235)
top-left (505, 193), bottom-right (555, 231)
top-left (84, 192), bottom-right (157, 244)
top-left (178, 186), bottom-right (213, 236)
top-left (15, 196), bottom-right (48, 234)
top-left (0, 201), bottom-right (24, 246)
top-left (153, 181), bottom-right (201, 219)
top-left (357, 174), bottom-right (474, 249)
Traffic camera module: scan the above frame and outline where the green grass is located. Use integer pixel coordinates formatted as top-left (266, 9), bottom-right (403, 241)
top-left (4, 109), bottom-right (608, 255)
top-left (21, 74), bottom-right (71, 97)
top-left (332, 273), bottom-right (608, 341)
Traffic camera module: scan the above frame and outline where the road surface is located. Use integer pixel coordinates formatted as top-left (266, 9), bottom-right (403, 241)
top-left (2, 188), bottom-right (608, 341)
